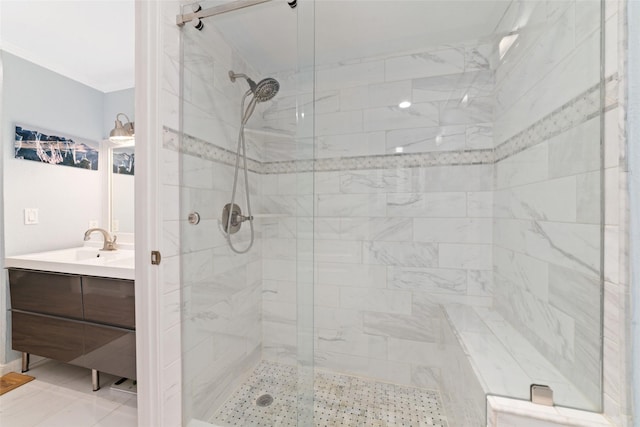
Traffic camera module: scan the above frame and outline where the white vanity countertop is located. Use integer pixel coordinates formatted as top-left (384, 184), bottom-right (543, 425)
top-left (5, 245), bottom-right (135, 280)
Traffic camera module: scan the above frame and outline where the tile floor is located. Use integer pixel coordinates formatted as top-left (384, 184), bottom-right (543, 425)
top-left (0, 359), bottom-right (137, 427)
top-left (213, 361), bottom-right (449, 427)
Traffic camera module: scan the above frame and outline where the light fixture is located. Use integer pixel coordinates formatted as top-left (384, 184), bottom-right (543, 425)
top-left (109, 113), bottom-right (135, 143)
top-left (398, 101), bottom-right (412, 109)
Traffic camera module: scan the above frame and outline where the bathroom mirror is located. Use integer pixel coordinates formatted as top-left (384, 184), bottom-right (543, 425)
top-left (111, 145), bottom-right (135, 234)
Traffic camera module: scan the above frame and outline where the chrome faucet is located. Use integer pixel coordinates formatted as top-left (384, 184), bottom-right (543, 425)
top-left (84, 228), bottom-right (117, 251)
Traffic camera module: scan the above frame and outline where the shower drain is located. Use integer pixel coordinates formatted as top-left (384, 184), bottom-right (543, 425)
top-left (256, 394), bottom-right (274, 407)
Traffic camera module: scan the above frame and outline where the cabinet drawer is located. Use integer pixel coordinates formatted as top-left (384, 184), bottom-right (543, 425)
top-left (9, 269), bottom-right (83, 319)
top-left (81, 324), bottom-right (136, 379)
top-left (12, 311), bottom-right (84, 363)
top-left (82, 277), bottom-right (135, 329)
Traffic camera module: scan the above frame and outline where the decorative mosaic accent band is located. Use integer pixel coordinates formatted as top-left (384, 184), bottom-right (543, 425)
top-left (495, 75), bottom-right (618, 162)
top-left (164, 75), bottom-right (618, 173)
top-left (163, 128), bottom-right (493, 173)
top-left (261, 149), bottom-right (494, 174)
top-left (163, 128), bottom-right (262, 173)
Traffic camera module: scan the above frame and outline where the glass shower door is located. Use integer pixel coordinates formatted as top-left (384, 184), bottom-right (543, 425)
top-left (178, 1), bottom-right (314, 425)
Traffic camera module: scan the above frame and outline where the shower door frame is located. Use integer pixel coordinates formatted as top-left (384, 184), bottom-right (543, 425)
top-left (133, 1), bottom-right (167, 426)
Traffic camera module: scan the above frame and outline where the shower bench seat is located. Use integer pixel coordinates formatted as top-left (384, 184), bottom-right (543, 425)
top-left (443, 304), bottom-right (596, 411)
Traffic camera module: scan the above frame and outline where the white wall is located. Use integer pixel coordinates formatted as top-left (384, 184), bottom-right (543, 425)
top-left (104, 88), bottom-right (135, 135)
top-left (2, 52), bottom-right (105, 255)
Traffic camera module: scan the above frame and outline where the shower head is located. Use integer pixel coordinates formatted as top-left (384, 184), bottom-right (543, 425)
top-left (229, 71), bottom-right (279, 102)
top-left (253, 78), bottom-right (279, 102)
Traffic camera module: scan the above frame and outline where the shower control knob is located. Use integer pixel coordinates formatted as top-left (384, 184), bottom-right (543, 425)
top-left (188, 212), bottom-right (200, 225)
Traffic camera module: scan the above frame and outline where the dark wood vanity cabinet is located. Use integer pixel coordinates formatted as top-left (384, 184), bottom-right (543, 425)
top-left (9, 269), bottom-right (136, 379)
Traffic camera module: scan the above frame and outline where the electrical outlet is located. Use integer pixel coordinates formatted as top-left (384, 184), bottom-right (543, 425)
top-left (88, 220), bottom-right (99, 228)
top-left (24, 208), bottom-right (39, 225)
top-left (112, 220), bottom-right (120, 232)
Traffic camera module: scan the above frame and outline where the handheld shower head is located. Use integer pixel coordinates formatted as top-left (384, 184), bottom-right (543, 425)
top-left (253, 78), bottom-right (279, 102)
top-left (229, 70), bottom-right (279, 102)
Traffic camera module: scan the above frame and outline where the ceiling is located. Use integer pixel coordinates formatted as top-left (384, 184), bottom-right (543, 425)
top-left (0, 0), bottom-right (512, 92)
top-left (211, 0), bottom-right (512, 74)
top-left (0, 0), bottom-right (135, 93)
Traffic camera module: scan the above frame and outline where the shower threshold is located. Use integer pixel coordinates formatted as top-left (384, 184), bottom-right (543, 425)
top-left (211, 360), bottom-right (449, 426)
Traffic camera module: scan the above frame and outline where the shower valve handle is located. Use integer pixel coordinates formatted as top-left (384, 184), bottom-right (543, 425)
top-left (232, 213), bottom-right (253, 225)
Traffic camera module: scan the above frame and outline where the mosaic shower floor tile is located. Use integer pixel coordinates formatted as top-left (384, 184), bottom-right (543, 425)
top-left (212, 361), bottom-right (448, 427)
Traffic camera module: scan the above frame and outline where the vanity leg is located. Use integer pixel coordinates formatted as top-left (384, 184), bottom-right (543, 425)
top-left (92, 369), bottom-right (100, 392)
top-left (21, 352), bottom-right (29, 373)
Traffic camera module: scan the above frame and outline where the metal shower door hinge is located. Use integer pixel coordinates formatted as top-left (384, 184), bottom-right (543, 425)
top-left (530, 384), bottom-right (553, 406)
top-left (151, 251), bottom-right (162, 265)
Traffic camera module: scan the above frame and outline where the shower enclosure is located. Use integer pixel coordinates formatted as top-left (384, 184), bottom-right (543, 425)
top-left (177, 1), bottom-right (605, 425)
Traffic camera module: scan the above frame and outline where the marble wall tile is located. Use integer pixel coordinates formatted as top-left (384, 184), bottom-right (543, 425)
top-left (263, 259), bottom-right (296, 282)
top-left (313, 351), bottom-right (412, 386)
top-left (314, 307), bottom-right (363, 331)
top-left (439, 243), bottom-right (492, 270)
top-left (387, 338), bottom-right (448, 366)
top-left (317, 328), bottom-right (387, 360)
top-left (314, 284), bottom-right (340, 307)
top-left (467, 270), bottom-right (493, 297)
top-left (604, 108), bottom-right (619, 169)
top-left (312, 219), bottom-right (342, 240)
top-left (548, 264), bottom-right (601, 332)
top-left (465, 43), bottom-right (494, 71)
top-left (416, 164), bottom-right (493, 192)
top-left (316, 60), bottom-right (385, 91)
top-left (439, 96), bottom-right (494, 126)
top-left (339, 288), bottom-right (412, 315)
top-left (466, 123), bottom-right (494, 149)
top-left (339, 168), bottom-right (416, 194)
top-left (263, 300), bottom-right (297, 326)
top-left (412, 70), bottom-right (494, 103)
top-left (385, 125), bottom-right (467, 154)
top-left (467, 191), bottom-right (493, 217)
top-left (495, 143), bottom-right (549, 190)
top-left (262, 91), bottom-right (339, 122)
top-left (494, 176), bottom-right (578, 222)
top-left (387, 192), bottom-right (467, 218)
top-left (339, 85), bottom-right (369, 111)
top-left (316, 262), bottom-right (387, 288)
top-left (495, 281), bottom-right (576, 361)
top-left (363, 241), bottom-right (438, 267)
top-left (314, 240), bottom-right (362, 264)
top-left (315, 110), bottom-right (363, 136)
top-left (413, 218), bottom-right (492, 244)
top-left (493, 247), bottom-right (549, 301)
top-left (316, 193), bottom-right (387, 217)
top-left (494, 3), bottom-right (575, 116)
top-left (263, 279), bottom-right (297, 304)
top-left (316, 132), bottom-right (387, 158)
top-left (363, 102), bottom-right (440, 132)
top-left (604, 167), bottom-right (620, 226)
top-left (548, 117), bottom-right (601, 178)
top-left (363, 311), bottom-right (438, 342)
top-left (387, 267), bottom-right (467, 295)
top-left (385, 49), bottom-right (465, 81)
top-left (262, 238), bottom-right (298, 261)
top-left (340, 217), bottom-right (413, 242)
top-left (368, 80), bottom-right (413, 107)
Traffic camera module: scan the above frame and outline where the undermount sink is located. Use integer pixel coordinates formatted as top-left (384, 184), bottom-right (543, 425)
top-left (18, 247), bottom-right (123, 262)
top-left (5, 246), bottom-right (135, 280)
